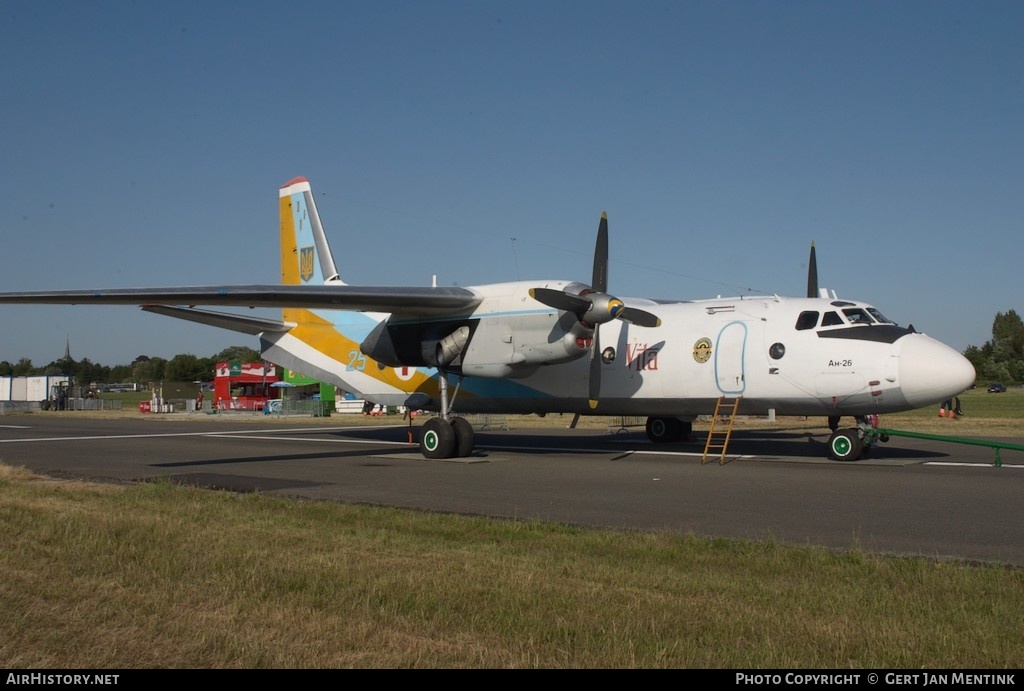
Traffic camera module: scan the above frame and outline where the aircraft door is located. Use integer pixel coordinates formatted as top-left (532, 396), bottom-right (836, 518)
top-left (715, 321), bottom-right (747, 395)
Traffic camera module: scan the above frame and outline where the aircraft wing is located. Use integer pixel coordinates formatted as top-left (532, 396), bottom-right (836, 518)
top-left (0, 284), bottom-right (482, 317)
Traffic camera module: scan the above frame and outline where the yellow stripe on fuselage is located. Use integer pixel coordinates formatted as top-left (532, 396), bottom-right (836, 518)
top-left (283, 308), bottom-right (436, 393)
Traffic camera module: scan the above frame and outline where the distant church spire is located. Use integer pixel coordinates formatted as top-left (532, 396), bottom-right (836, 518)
top-left (64, 336), bottom-right (71, 362)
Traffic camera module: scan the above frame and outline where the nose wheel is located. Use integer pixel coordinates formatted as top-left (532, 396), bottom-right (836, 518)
top-left (827, 429), bottom-right (863, 461)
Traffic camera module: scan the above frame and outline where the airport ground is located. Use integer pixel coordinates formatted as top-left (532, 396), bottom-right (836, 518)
top-left (2, 407), bottom-right (1023, 566)
top-left (3, 407), bottom-right (1024, 667)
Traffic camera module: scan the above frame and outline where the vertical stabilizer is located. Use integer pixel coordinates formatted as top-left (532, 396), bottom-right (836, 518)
top-left (279, 177), bottom-right (342, 286)
top-left (270, 177), bottom-right (420, 403)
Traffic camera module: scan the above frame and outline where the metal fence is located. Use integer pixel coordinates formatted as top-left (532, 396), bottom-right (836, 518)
top-left (5, 398), bottom-right (124, 413)
top-left (607, 416), bottom-right (645, 433)
top-left (462, 414), bottom-right (510, 430)
top-left (212, 398), bottom-right (333, 417)
top-left (0, 401), bottom-right (34, 415)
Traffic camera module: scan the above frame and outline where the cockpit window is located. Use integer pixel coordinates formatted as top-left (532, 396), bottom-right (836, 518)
top-left (796, 311), bottom-right (819, 330)
top-left (821, 311), bottom-right (844, 327)
top-left (866, 308), bottom-right (894, 324)
top-left (843, 308), bottom-right (874, 324)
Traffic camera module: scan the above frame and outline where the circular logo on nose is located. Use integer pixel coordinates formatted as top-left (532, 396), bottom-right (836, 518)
top-left (693, 337), bottom-right (712, 364)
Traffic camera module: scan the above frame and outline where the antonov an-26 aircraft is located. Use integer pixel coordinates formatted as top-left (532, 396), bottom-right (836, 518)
top-left (0, 177), bottom-right (975, 461)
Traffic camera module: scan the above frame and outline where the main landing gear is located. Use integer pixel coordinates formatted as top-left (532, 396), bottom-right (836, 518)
top-left (644, 417), bottom-right (693, 443)
top-left (419, 416), bottom-right (475, 459)
top-left (416, 371), bottom-right (475, 459)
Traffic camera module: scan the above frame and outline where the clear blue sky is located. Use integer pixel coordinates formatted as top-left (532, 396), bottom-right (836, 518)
top-left (2, 1), bottom-right (1021, 366)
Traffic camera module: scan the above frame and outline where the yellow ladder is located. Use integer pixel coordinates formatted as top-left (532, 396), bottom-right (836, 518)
top-left (702, 396), bottom-right (742, 465)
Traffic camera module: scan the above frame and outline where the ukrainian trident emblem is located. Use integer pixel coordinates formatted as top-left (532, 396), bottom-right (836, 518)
top-left (299, 247), bottom-right (315, 283)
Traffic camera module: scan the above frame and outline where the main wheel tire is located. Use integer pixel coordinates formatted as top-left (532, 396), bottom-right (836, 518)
top-left (420, 417), bottom-right (456, 459)
top-left (646, 416), bottom-right (681, 443)
top-left (828, 428), bottom-right (863, 461)
top-left (450, 417), bottom-right (475, 458)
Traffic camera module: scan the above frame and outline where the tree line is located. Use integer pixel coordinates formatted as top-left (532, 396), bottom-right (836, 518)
top-left (964, 309), bottom-right (1024, 385)
top-left (0, 345), bottom-right (262, 386)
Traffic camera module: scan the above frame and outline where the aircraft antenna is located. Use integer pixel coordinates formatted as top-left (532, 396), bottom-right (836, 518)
top-left (510, 236), bottom-right (520, 279)
top-left (807, 241), bottom-right (818, 298)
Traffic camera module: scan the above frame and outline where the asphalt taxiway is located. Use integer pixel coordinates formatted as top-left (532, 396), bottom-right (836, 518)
top-left (2, 414), bottom-right (1023, 565)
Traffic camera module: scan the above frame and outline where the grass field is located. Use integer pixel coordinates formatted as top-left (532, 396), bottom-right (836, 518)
top-left (1, 389), bottom-right (1022, 668)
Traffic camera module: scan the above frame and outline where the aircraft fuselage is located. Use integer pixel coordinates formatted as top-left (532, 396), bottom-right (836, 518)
top-left (263, 281), bottom-right (975, 420)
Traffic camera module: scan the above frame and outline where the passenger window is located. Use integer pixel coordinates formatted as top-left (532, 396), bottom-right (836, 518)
top-left (796, 311), bottom-right (819, 330)
top-left (821, 311), bottom-right (843, 327)
top-left (843, 308), bottom-right (874, 324)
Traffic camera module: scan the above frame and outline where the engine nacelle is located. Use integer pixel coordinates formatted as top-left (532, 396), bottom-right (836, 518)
top-left (424, 326), bottom-right (469, 367)
top-left (360, 310), bottom-right (595, 378)
top-left (361, 321), bottom-right (471, 368)
top-left (459, 311), bottom-right (592, 378)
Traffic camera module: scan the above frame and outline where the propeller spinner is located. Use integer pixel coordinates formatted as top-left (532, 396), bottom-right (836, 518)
top-left (529, 212), bottom-right (660, 409)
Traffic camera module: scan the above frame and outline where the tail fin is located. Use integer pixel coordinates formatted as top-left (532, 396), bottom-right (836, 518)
top-left (279, 176), bottom-right (342, 286)
top-left (269, 177), bottom-right (433, 404)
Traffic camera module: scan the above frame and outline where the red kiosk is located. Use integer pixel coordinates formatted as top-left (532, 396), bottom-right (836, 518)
top-left (214, 362), bottom-right (280, 412)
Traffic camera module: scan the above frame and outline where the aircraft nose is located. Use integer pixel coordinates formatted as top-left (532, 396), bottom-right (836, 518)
top-left (898, 334), bottom-right (976, 407)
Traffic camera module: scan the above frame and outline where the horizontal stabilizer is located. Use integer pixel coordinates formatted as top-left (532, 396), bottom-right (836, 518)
top-left (140, 305), bottom-right (292, 335)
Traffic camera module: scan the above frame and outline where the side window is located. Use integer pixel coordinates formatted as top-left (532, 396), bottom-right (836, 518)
top-left (821, 311), bottom-right (844, 327)
top-left (796, 311), bottom-right (819, 330)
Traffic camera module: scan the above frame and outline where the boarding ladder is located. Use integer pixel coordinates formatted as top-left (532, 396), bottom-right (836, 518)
top-left (702, 396), bottom-right (742, 465)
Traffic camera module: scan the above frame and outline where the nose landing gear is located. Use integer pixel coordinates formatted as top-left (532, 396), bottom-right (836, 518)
top-left (827, 415), bottom-right (883, 461)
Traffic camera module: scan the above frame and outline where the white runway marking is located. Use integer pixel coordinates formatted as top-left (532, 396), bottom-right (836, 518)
top-left (207, 433), bottom-right (415, 448)
top-left (924, 461), bottom-right (1024, 469)
top-left (0, 426), bottom-right (404, 444)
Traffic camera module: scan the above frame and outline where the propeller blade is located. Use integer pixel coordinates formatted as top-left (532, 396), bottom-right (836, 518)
top-left (530, 209), bottom-right (662, 328)
top-left (807, 241), bottom-right (818, 298)
top-left (529, 288), bottom-right (590, 316)
top-left (531, 211), bottom-right (662, 410)
top-left (592, 212), bottom-right (608, 294)
top-left (620, 307), bottom-right (661, 328)
top-left (588, 325), bottom-right (601, 409)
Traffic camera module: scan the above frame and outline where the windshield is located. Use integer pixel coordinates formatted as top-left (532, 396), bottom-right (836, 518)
top-left (866, 308), bottom-right (894, 324)
top-left (842, 308), bottom-right (874, 324)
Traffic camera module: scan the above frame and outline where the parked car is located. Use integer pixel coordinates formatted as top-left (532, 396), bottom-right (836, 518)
top-left (987, 382), bottom-right (1007, 393)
